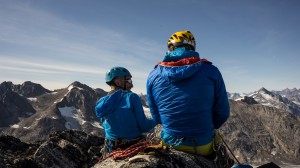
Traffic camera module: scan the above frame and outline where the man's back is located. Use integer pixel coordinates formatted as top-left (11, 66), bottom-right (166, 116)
top-left (147, 60), bottom-right (229, 145)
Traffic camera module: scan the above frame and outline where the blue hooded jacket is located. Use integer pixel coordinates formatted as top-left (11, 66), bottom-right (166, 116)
top-left (147, 47), bottom-right (229, 146)
top-left (95, 89), bottom-right (156, 141)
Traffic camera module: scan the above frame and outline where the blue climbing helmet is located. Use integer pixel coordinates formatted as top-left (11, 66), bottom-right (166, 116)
top-left (105, 66), bottom-right (132, 85)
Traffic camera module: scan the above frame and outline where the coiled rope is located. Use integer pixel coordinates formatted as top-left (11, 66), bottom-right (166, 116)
top-left (100, 140), bottom-right (149, 161)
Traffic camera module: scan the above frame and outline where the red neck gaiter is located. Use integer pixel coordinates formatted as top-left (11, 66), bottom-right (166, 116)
top-left (156, 57), bottom-right (212, 67)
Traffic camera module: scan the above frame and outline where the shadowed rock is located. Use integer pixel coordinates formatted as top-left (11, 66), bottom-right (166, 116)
top-left (0, 130), bottom-right (104, 168)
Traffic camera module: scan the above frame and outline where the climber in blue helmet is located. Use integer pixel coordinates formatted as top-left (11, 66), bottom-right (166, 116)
top-left (146, 30), bottom-right (231, 160)
top-left (95, 66), bottom-right (156, 153)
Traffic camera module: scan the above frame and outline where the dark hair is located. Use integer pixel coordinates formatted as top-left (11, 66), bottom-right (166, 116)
top-left (176, 44), bottom-right (194, 51)
top-left (106, 80), bottom-right (116, 86)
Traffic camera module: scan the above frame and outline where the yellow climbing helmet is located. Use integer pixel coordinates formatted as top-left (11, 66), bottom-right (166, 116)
top-left (167, 30), bottom-right (196, 50)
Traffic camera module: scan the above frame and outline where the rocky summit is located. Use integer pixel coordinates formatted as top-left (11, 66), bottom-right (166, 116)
top-left (0, 129), bottom-right (233, 168)
top-left (0, 128), bottom-right (283, 168)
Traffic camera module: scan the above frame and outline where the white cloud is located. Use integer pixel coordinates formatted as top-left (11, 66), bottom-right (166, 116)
top-left (0, 56), bottom-right (105, 75)
top-left (0, 1), bottom-right (161, 64)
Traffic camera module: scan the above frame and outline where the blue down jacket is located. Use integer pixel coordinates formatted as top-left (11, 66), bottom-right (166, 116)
top-left (147, 48), bottom-right (230, 146)
top-left (95, 89), bottom-right (156, 141)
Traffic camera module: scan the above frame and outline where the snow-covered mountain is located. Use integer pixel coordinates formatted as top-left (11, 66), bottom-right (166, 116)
top-left (228, 87), bottom-right (300, 116)
top-left (273, 88), bottom-right (300, 106)
top-left (0, 81), bottom-right (153, 142)
top-left (227, 92), bottom-right (243, 101)
top-left (0, 81), bottom-right (107, 142)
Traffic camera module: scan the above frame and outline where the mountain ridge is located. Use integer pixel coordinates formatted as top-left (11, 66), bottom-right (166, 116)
top-left (228, 87), bottom-right (300, 116)
top-left (1, 81), bottom-right (300, 167)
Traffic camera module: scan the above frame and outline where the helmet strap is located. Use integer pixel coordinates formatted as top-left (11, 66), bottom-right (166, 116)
top-left (123, 76), bottom-right (127, 90)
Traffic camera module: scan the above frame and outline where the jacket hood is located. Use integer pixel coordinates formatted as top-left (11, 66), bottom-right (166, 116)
top-left (157, 62), bottom-right (204, 83)
top-left (96, 89), bottom-right (129, 118)
top-left (163, 47), bottom-right (199, 62)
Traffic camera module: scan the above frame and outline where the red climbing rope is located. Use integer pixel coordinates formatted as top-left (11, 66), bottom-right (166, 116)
top-left (100, 141), bottom-right (150, 161)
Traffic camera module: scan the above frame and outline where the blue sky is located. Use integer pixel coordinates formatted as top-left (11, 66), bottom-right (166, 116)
top-left (1, 0), bottom-right (299, 94)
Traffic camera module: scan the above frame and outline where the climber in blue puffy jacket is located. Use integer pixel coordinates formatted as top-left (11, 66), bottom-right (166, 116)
top-left (147, 30), bottom-right (230, 156)
top-left (95, 67), bottom-right (156, 152)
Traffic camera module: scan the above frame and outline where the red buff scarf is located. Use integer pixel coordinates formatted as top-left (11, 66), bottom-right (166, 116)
top-left (156, 57), bottom-right (212, 67)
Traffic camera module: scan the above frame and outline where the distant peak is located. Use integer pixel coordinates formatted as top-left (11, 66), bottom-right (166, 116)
top-left (68, 81), bottom-right (92, 91)
top-left (70, 81), bottom-right (82, 86)
top-left (258, 87), bottom-right (268, 93)
top-left (0, 81), bottom-right (14, 88)
top-left (258, 87), bottom-right (274, 95)
top-left (259, 87), bottom-right (267, 91)
top-left (23, 81), bottom-right (34, 85)
top-left (1, 81), bottom-right (13, 85)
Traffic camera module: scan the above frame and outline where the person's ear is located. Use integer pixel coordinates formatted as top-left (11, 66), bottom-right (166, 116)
top-left (113, 78), bottom-right (121, 87)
